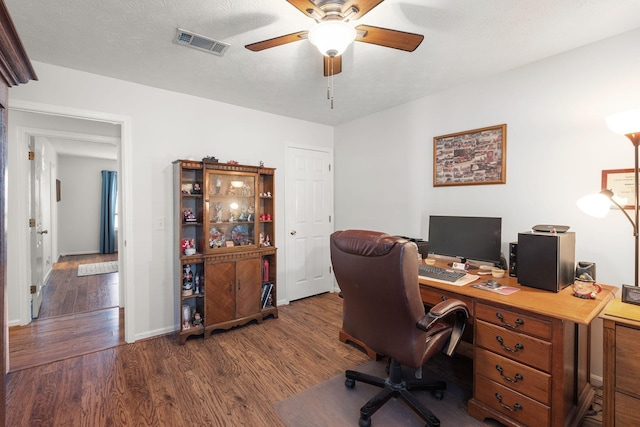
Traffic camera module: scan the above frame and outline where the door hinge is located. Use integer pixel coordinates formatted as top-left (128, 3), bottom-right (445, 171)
top-left (28, 151), bottom-right (35, 160)
top-left (30, 285), bottom-right (36, 294)
top-left (328, 164), bottom-right (331, 171)
top-left (329, 215), bottom-right (331, 223)
top-left (29, 218), bottom-right (36, 227)
top-left (329, 266), bottom-right (332, 274)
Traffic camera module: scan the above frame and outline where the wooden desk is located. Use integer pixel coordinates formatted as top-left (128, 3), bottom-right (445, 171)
top-left (418, 268), bottom-right (616, 427)
top-left (600, 298), bottom-right (640, 426)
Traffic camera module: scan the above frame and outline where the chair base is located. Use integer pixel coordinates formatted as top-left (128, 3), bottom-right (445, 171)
top-left (345, 358), bottom-right (445, 427)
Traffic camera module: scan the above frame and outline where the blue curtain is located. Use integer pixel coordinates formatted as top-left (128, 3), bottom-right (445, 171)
top-left (100, 170), bottom-right (118, 253)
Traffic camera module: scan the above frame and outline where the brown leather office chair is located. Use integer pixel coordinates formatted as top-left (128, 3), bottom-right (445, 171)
top-left (330, 230), bottom-right (469, 427)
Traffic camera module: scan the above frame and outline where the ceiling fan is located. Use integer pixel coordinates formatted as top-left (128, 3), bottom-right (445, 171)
top-left (245, 0), bottom-right (424, 77)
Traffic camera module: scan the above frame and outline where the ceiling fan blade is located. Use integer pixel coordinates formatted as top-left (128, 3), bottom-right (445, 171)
top-left (343, 1), bottom-right (385, 20)
top-left (323, 55), bottom-right (342, 76)
top-left (286, 0), bottom-right (325, 19)
top-left (245, 31), bottom-right (308, 52)
top-left (355, 25), bottom-right (424, 52)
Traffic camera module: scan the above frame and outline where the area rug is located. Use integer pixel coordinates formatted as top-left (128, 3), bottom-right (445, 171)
top-left (275, 356), bottom-right (498, 427)
top-left (77, 261), bottom-right (118, 276)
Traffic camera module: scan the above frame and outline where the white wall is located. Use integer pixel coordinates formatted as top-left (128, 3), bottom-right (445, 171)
top-left (8, 61), bottom-right (333, 339)
top-left (57, 155), bottom-right (117, 255)
top-left (334, 28), bottom-right (640, 381)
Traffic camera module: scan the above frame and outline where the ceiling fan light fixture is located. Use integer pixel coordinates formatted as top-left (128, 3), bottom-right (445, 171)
top-left (308, 21), bottom-right (356, 57)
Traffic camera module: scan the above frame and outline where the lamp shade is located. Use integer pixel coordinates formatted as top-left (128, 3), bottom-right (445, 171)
top-left (577, 193), bottom-right (612, 218)
top-left (605, 107), bottom-right (640, 135)
top-left (308, 21), bottom-right (356, 57)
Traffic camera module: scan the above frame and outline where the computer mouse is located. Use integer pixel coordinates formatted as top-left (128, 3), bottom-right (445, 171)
top-left (486, 280), bottom-right (501, 289)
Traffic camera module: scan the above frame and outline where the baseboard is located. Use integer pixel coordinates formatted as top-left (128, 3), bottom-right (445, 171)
top-left (590, 374), bottom-right (603, 388)
top-left (134, 325), bottom-right (176, 342)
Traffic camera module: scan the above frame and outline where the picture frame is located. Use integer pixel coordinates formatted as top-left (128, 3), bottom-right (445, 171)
top-left (621, 284), bottom-right (640, 305)
top-left (433, 124), bottom-right (507, 187)
top-left (602, 168), bottom-right (635, 209)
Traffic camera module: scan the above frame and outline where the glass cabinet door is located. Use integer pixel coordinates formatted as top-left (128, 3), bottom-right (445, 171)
top-left (205, 170), bottom-right (258, 252)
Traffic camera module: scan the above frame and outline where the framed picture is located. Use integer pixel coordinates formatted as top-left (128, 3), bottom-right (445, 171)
top-left (433, 124), bottom-right (507, 187)
top-left (602, 168), bottom-right (635, 209)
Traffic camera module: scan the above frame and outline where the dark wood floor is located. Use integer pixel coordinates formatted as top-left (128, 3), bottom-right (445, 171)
top-left (38, 253), bottom-right (119, 319)
top-left (6, 293), bottom-right (370, 427)
top-left (8, 253), bottom-right (124, 372)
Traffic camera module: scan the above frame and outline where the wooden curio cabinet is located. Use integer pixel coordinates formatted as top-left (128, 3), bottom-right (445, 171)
top-left (173, 160), bottom-right (277, 344)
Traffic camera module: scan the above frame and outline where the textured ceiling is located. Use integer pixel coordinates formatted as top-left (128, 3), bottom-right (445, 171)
top-left (6, 0), bottom-right (640, 126)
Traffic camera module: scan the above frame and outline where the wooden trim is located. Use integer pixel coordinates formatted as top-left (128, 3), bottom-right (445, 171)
top-left (0, 1), bottom-right (37, 87)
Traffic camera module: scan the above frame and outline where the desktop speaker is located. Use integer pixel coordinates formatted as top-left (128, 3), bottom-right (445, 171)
top-left (509, 242), bottom-right (517, 277)
top-left (517, 232), bottom-right (575, 292)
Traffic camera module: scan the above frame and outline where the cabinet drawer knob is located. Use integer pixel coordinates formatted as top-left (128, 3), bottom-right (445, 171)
top-left (495, 393), bottom-right (523, 412)
top-left (496, 336), bottom-right (524, 353)
top-left (228, 281), bottom-right (233, 292)
top-left (495, 312), bottom-right (524, 329)
top-left (441, 296), bottom-right (447, 301)
top-left (495, 365), bottom-right (524, 383)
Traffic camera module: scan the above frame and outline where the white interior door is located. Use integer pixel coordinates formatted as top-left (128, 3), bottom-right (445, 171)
top-left (29, 137), bottom-right (46, 319)
top-left (285, 146), bottom-right (333, 301)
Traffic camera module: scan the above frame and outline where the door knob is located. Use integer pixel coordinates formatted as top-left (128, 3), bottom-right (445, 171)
top-left (38, 230), bottom-right (48, 235)
top-left (290, 230), bottom-right (297, 235)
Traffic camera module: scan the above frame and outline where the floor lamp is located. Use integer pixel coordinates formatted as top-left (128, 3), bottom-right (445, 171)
top-left (577, 108), bottom-right (640, 304)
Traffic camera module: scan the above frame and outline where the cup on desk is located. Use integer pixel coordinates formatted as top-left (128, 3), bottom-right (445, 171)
top-left (491, 268), bottom-right (505, 278)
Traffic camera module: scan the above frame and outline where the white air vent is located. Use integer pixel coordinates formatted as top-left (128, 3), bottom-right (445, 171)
top-left (174, 28), bottom-right (230, 57)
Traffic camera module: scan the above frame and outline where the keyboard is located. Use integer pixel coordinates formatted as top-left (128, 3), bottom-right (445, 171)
top-left (418, 264), bottom-right (467, 283)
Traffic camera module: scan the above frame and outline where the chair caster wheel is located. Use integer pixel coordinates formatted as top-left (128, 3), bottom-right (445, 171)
top-left (345, 378), bottom-right (355, 389)
top-left (432, 390), bottom-right (444, 400)
top-left (358, 416), bottom-right (371, 427)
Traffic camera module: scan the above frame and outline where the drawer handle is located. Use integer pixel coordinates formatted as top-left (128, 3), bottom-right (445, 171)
top-left (441, 296), bottom-right (447, 301)
top-left (496, 336), bottom-right (524, 353)
top-left (228, 281), bottom-right (233, 292)
top-left (495, 365), bottom-right (523, 383)
top-left (495, 312), bottom-right (524, 329)
top-left (495, 393), bottom-right (523, 412)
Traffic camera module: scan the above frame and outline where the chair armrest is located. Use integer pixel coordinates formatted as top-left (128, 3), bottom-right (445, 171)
top-left (417, 299), bottom-right (469, 356)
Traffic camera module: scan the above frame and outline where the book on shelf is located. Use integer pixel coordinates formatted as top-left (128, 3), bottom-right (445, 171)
top-left (261, 282), bottom-right (273, 309)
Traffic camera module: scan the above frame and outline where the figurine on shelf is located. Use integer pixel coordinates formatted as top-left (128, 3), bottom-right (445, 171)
top-left (259, 232), bottom-right (265, 247)
top-left (215, 176), bottom-right (222, 195)
top-left (182, 304), bottom-right (191, 330)
top-left (182, 209), bottom-right (197, 223)
top-left (262, 235), bottom-right (271, 247)
top-left (181, 238), bottom-right (196, 255)
top-left (227, 160), bottom-right (239, 165)
top-left (202, 156), bottom-right (218, 163)
top-left (226, 184), bottom-right (236, 196)
top-left (215, 202), bottom-right (223, 223)
top-left (194, 275), bottom-right (200, 294)
top-left (247, 205), bottom-right (255, 222)
top-left (192, 311), bottom-right (203, 327)
top-left (242, 181), bottom-right (251, 197)
top-left (182, 264), bottom-right (194, 296)
top-left (192, 182), bottom-right (201, 194)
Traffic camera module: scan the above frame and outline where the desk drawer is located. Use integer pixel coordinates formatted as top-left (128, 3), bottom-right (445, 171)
top-left (475, 375), bottom-right (550, 426)
top-left (476, 320), bottom-right (552, 372)
top-left (475, 348), bottom-right (551, 404)
top-left (419, 286), bottom-right (474, 316)
top-left (475, 302), bottom-right (551, 340)
top-left (615, 325), bottom-right (640, 397)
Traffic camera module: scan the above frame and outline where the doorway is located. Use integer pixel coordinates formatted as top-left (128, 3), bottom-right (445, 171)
top-left (7, 100), bottom-right (135, 351)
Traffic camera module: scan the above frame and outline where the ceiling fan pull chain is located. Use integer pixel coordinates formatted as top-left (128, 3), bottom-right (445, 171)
top-left (329, 57), bottom-right (335, 109)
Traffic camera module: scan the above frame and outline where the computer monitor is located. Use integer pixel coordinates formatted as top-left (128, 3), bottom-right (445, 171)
top-left (427, 215), bottom-right (502, 265)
